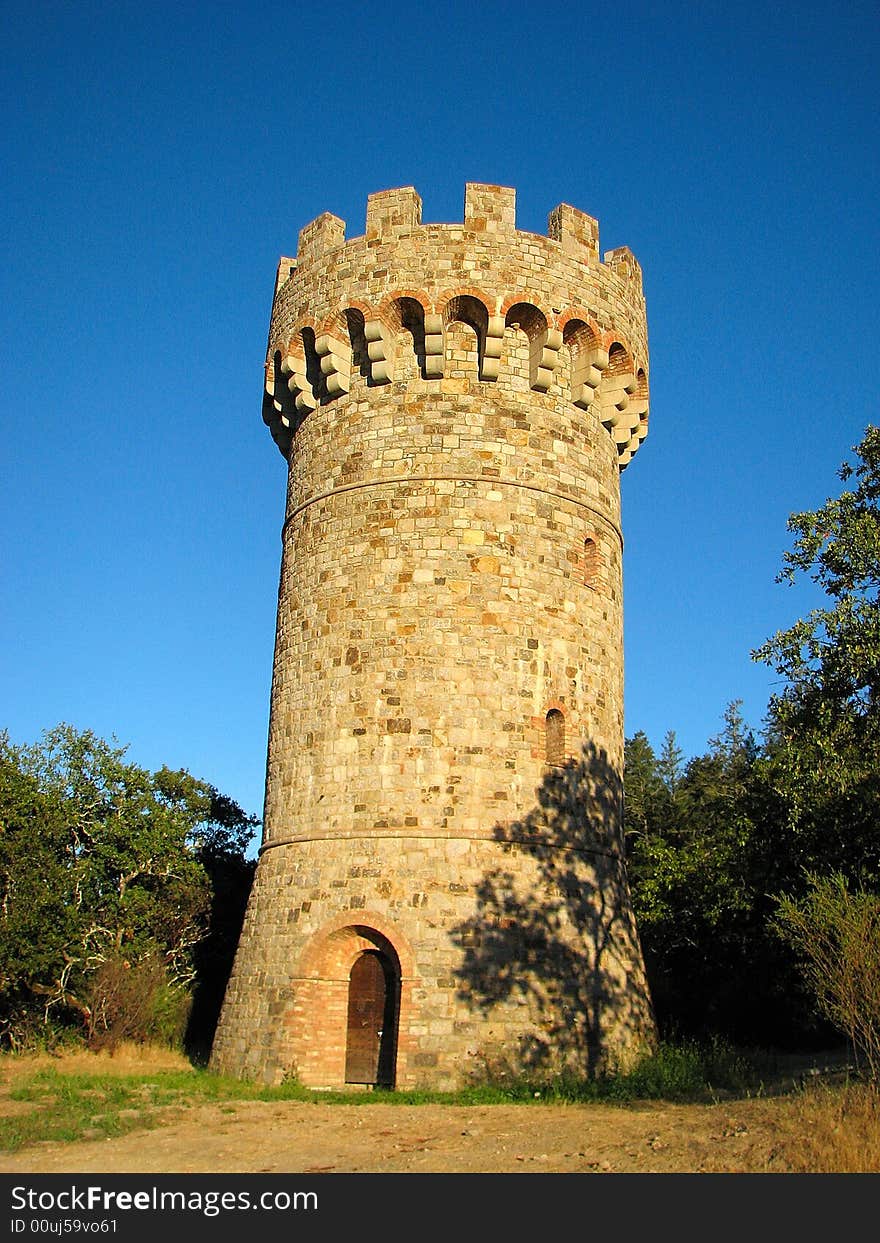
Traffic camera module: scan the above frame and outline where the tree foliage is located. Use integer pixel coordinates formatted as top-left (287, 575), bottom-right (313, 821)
top-left (0, 724), bottom-right (257, 1049)
top-left (626, 428), bottom-right (880, 1050)
top-left (754, 425), bottom-right (880, 883)
top-left (625, 704), bottom-right (804, 1044)
top-left (755, 425), bottom-right (880, 732)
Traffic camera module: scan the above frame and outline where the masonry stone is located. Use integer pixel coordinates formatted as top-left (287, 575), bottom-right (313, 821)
top-left (210, 183), bottom-right (656, 1089)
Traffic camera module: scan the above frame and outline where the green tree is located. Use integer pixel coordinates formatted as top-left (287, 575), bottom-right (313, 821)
top-left (657, 730), bottom-right (684, 795)
top-left (754, 425), bottom-right (880, 882)
top-left (623, 731), bottom-right (665, 845)
top-left (625, 431), bottom-right (880, 1048)
top-left (750, 428), bottom-right (880, 1057)
top-left (626, 706), bottom-right (807, 1044)
top-left (0, 725), bottom-right (257, 1049)
top-left (0, 742), bottom-right (74, 1043)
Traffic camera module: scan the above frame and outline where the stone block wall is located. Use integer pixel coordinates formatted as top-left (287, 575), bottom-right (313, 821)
top-left (210, 184), bottom-right (655, 1087)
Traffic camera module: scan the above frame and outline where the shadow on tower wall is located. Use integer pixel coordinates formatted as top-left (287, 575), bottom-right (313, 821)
top-left (451, 741), bottom-right (655, 1080)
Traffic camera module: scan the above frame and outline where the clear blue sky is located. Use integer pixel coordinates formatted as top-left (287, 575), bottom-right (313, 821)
top-left (2, 1), bottom-right (878, 833)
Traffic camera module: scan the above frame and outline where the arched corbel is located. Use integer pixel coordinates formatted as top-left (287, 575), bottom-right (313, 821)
top-left (532, 326), bottom-right (562, 392)
top-left (262, 352), bottom-right (294, 456)
top-left (280, 351), bottom-right (318, 416)
top-left (562, 319), bottom-right (608, 409)
top-left (363, 318), bottom-right (395, 384)
top-left (314, 331), bottom-right (351, 397)
top-left (599, 343), bottom-right (638, 435)
top-left (423, 313), bottom-right (445, 378)
top-left (481, 316), bottom-right (506, 381)
top-left (443, 292), bottom-right (494, 380)
top-left (619, 370), bottom-right (649, 465)
top-left (504, 303), bottom-right (559, 391)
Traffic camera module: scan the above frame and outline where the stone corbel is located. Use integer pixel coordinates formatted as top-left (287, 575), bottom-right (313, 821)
top-left (530, 327), bottom-right (563, 392)
top-left (571, 346), bottom-right (609, 410)
top-left (480, 316), bottom-right (506, 381)
top-left (423, 314), bottom-right (444, 378)
top-left (363, 319), bottom-right (395, 385)
top-left (600, 370), bottom-right (638, 431)
top-left (620, 398), bottom-right (649, 459)
top-left (314, 333), bottom-right (351, 397)
top-left (281, 354), bottom-right (318, 415)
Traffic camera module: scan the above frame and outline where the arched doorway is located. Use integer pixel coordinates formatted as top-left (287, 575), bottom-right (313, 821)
top-left (345, 949), bottom-right (399, 1087)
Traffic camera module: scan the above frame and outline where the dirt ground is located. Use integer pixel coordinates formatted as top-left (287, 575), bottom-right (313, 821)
top-left (0, 1047), bottom-right (836, 1174)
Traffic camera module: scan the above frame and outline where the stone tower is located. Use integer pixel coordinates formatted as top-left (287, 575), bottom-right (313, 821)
top-left (210, 183), bottom-right (655, 1088)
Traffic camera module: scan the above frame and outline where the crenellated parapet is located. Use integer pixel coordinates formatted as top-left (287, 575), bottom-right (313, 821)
top-left (262, 183), bottom-right (649, 469)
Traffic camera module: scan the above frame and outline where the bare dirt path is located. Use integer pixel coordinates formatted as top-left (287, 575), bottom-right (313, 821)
top-left (0, 1097), bottom-right (803, 1174)
top-left (0, 1048), bottom-right (815, 1174)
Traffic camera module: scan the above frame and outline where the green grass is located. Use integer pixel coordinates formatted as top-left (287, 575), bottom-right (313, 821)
top-left (0, 1039), bottom-right (769, 1152)
top-left (2, 1071), bottom-right (182, 1151)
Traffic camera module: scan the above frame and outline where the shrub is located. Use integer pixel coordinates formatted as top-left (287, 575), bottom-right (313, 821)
top-left (774, 873), bottom-right (880, 1084)
top-left (84, 956), bottom-right (191, 1051)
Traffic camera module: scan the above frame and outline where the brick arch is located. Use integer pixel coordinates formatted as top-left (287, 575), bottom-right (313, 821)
top-left (261, 349), bottom-right (294, 455)
top-left (440, 292), bottom-right (492, 381)
top-left (318, 309), bottom-right (350, 338)
top-left (600, 331), bottom-right (634, 362)
top-left (264, 348), bottom-right (283, 403)
top-left (271, 328), bottom-right (320, 426)
top-left (285, 912), bottom-right (416, 1089)
top-left (619, 367), bottom-right (650, 468)
top-left (339, 297), bottom-right (373, 320)
top-left (438, 286), bottom-right (494, 319)
top-left (602, 341), bottom-right (638, 412)
top-left (500, 291), bottom-right (552, 320)
top-left (380, 287), bottom-right (431, 314)
top-left (264, 348), bottom-right (294, 412)
top-left (504, 301), bottom-right (547, 340)
top-left (599, 342), bottom-right (641, 462)
top-left (296, 910), bottom-right (416, 981)
top-left (377, 295), bottom-right (424, 339)
top-left (340, 306), bottom-right (370, 381)
top-left (561, 318), bottom-right (604, 410)
top-left (562, 317), bottom-right (601, 350)
top-left (280, 314), bottom-right (319, 354)
top-left (373, 295), bottom-right (430, 380)
top-left (581, 532), bottom-right (601, 587)
top-left (557, 306), bottom-right (602, 337)
top-left (297, 325), bottom-right (324, 399)
top-left (503, 302), bottom-right (561, 391)
top-left (528, 697), bottom-right (572, 764)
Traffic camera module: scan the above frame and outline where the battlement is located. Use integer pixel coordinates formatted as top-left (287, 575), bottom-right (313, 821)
top-left (264, 183), bottom-right (649, 469)
top-left (366, 186), bottom-right (422, 238)
top-left (289, 183), bottom-right (626, 272)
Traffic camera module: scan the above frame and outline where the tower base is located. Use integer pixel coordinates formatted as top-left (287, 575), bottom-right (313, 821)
top-left (211, 758), bottom-right (655, 1090)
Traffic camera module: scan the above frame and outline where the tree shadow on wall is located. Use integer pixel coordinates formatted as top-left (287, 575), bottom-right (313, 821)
top-left (451, 741), bottom-right (654, 1080)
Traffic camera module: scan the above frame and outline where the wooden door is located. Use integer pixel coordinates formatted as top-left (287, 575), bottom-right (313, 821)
top-left (345, 951), bottom-right (396, 1085)
top-left (345, 951), bottom-right (386, 1084)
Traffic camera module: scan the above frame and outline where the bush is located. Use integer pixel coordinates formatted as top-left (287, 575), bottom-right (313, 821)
top-left (774, 873), bottom-right (880, 1083)
top-left (84, 956), bottom-right (191, 1052)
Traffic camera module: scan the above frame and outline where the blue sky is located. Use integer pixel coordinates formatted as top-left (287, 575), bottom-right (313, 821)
top-left (2, 1), bottom-right (878, 833)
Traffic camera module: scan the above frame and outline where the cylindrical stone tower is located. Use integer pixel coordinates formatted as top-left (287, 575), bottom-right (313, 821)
top-left (211, 183), bottom-right (655, 1088)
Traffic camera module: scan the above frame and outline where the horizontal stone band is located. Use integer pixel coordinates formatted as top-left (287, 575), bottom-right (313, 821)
top-left (259, 830), bottom-right (623, 863)
top-left (282, 472), bottom-right (624, 549)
